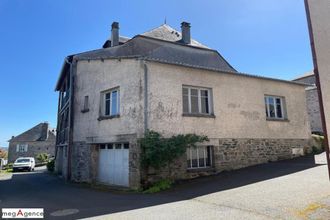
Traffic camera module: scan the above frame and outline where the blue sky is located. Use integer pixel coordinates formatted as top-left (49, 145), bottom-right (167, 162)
top-left (0, 0), bottom-right (312, 147)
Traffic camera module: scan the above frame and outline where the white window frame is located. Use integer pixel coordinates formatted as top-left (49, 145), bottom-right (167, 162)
top-left (16, 144), bottom-right (28, 152)
top-left (183, 86), bottom-right (212, 115)
top-left (265, 95), bottom-right (285, 120)
top-left (187, 146), bottom-right (213, 169)
top-left (101, 88), bottom-right (120, 117)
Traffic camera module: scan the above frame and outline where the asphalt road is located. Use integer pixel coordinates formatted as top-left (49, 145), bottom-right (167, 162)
top-left (0, 155), bottom-right (329, 220)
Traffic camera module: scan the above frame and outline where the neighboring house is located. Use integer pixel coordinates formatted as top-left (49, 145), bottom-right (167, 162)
top-left (293, 71), bottom-right (323, 134)
top-left (8, 123), bottom-right (56, 163)
top-left (0, 147), bottom-right (8, 169)
top-left (55, 21), bottom-right (311, 189)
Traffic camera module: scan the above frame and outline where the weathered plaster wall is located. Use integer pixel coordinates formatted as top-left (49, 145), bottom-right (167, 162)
top-left (146, 62), bottom-right (311, 139)
top-left (70, 58), bottom-right (144, 188)
top-left (306, 0), bottom-right (330, 147)
top-left (8, 139), bottom-right (55, 163)
top-left (72, 58), bottom-right (145, 143)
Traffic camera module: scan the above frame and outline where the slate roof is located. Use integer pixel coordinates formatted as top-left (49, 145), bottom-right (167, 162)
top-left (293, 70), bottom-right (314, 80)
top-left (9, 123), bottom-right (56, 142)
top-left (56, 23), bottom-right (309, 90)
top-left (102, 36), bottom-right (130, 48)
top-left (74, 35), bottom-right (236, 72)
top-left (141, 24), bottom-right (209, 48)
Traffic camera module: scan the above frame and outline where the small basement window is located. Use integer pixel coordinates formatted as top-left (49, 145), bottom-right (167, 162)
top-left (187, 146), bottom-right (213, 169)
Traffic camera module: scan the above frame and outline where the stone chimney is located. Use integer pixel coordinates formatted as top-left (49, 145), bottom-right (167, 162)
top-left (181, 22), bottom-right (191, 44)
top-left (111, 22), bottom-right (119, 47)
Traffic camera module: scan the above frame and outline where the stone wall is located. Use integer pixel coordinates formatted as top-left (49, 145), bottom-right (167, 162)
top-left (8, 139), bottom-right (55, 163)
top-left (145, 138), bottom-right (311, 184)
top-left (70, 138), bottom-right (141, 189)
top-left (306, 87), bottom-right (323, 133)
top-left (71, 142), bottom-right (92, 183)
top-left (55, 145), bottom-right (68, 178)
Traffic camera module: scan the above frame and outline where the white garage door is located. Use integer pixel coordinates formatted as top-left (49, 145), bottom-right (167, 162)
top-left (97, 143), bottom-right (129, 187)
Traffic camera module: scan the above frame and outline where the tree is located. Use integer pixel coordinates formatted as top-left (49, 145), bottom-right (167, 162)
top-left (0, 149), bottom-right (8, 159)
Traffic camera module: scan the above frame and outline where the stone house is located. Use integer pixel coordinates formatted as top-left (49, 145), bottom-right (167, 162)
top-left (293, 71), bottom-right (323, 134)
top-left (8, 122), bottom-right (56, 163)
top-left (55, 22), bottom-right (311, 189)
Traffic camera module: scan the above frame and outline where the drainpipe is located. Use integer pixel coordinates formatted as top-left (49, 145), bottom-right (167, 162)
top-left (65, 57), bottom-right (74, 181)
top-left (143, 61), bottom-right (148, 133)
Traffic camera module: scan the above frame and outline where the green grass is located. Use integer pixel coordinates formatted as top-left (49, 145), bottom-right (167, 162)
top-left (0, 169), bottom-right (12, 176)
top-left (143, 179), bottom-right (173, 193)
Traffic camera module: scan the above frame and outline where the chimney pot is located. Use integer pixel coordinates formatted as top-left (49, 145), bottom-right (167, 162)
top-left (181, 21), bottom-right (191, 44)
top-left (111, 22), bottom-right (119, 47)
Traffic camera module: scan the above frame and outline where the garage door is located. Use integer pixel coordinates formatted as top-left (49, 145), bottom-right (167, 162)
top-left (97, 143), bottom-right (129, 187)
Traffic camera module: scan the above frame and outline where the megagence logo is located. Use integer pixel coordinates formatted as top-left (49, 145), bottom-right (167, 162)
top-left (1, 208), bottom-right (44, 219)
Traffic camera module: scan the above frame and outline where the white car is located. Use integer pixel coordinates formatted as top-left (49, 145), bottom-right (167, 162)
top-left (13, 157), bottom-right (35, 172)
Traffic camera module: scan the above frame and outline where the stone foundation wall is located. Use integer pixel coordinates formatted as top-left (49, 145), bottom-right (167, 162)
top-left (55, 145), bottom-right (68, 179)
top-left (145, 138), bottom-right (311, 184)
top-left (71, 142), bottom-right (92, 183)
top-left (70, 137), bottom-right (141, 189)
top-left (306, 88), bottom-right (323, 133)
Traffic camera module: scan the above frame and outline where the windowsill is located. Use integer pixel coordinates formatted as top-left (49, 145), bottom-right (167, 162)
top-left (266, 118), bottom-right (289, 122)
top-left (98, 115), bottom-right (120, 121)
top-left (182, 113), bottom-right (215, 118)
top-left (81, 109), bottom-right (89, 113)
top-left (187, 167), bottom-right (215, 173)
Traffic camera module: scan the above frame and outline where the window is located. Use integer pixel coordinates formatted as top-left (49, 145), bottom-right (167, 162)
top-left (101, 88), bottom-right (120, 117)
top-left (265, 96), bottom-right (285, 119)
top-left (98, 143), bottom-right (129, 149)
top-left (82, 95), bottom-right (89, 112)
top-left (187, 146), bottom-right (213, 169)
top-left (183, 86), bottom-right (212, 115)
top-left (16, 144), bottom-right (28, 152)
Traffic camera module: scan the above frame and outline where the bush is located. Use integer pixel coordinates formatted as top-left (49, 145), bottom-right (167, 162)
top-left (310, 135), bottom-right (325, 155)
top-left (4, 163), bottom-right (13, 170)
top-left (36, 153), bottom-right (49, 163)
top-left (140, 130), bottom-right (209, 170)
top-left (144, 179), bottom-right (173, 193)
top-left (47, 159), bottom-right (55, 172)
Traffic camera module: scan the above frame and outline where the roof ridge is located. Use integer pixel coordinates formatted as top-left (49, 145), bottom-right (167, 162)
top-left (135, 35), bottom-right (216, 52)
